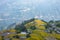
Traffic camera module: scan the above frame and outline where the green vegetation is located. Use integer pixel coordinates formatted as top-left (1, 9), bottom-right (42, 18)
top-left (0, 18), bottom-right (60, 40)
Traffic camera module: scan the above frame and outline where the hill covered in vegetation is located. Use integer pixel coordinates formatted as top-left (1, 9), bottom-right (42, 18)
top-left (0, 18), bottom-right (60, 40)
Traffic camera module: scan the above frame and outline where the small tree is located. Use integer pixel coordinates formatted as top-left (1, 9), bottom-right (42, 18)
top-left (30, 26), bottom-right (36, 30)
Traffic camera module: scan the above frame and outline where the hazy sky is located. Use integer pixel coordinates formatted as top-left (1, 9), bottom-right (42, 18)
top-left (0, 0), bottom-right (60, 28)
